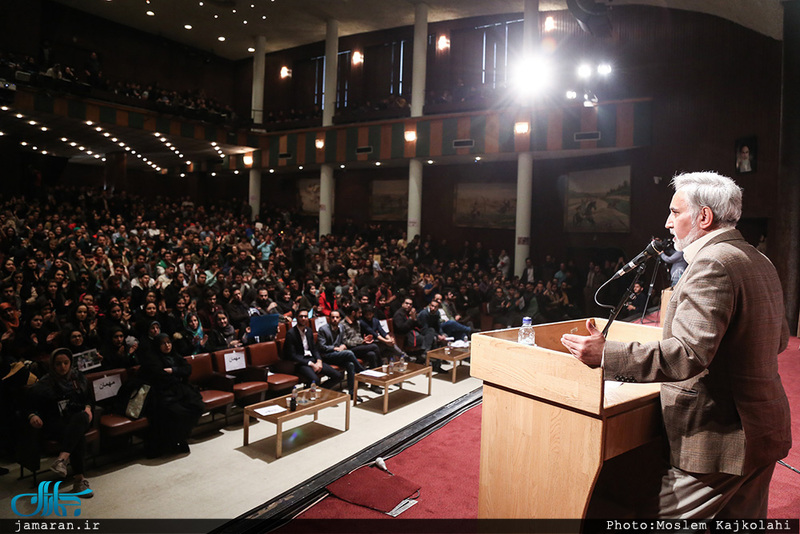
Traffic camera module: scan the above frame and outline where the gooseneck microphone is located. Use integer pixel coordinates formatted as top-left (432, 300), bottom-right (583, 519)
top-left (609, 238), bottom-right (672, 281)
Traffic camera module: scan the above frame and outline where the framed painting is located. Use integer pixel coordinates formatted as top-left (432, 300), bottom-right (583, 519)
top-left (564, 166), bottom-right (631, 233)
top-left (453, 182), bottom-right (516, 229)
top-left (371, 180), bottom-right (408, 221)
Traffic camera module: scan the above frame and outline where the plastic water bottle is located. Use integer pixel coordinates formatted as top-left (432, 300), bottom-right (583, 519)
top-left (310, 381), bottom-right (317, 401)
top-left (290, 386), bottom-right (298, 411)
top-left (517, 316), bottom-right (536, 346)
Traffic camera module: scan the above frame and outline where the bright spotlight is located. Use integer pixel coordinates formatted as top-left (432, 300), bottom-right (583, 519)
top-left (566, 90), bottom-right (578, 100)
top-left (512, 56), bottom-right (552, 99)
top-left (597, 63), bottom-right (612, 76)
top-left (577, 64), bottom-right (592, 79)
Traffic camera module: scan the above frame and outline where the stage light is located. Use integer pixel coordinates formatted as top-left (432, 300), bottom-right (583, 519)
top-left (566, 90), bottom-right (578, 100)
top-left (597, 63), bottom-right (612, 75)
top-left (512, 56), bottom-right (552, 99)
top-left (577, 64), bottom-right (592, 79)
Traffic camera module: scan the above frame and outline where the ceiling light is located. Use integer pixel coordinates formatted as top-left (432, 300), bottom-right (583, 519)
top-left (15, 113), bottom-right (23, 119)
top-left (0, 106), bottom-right (9, 111)
top-left (211, 172), bottom-right (216, 177)
top-left (20, 141), bottom-right (27, 146)
top-left (232, 9), bottom-right (237, 13)
top-left (186, 160), bottom-right (192, 165)
top-left (214, 14), bottom-right (218, 19)
top-left (298, 166), bottom-right (303, 170)
top-left (475, 157), bottom-right (481, 162)
top-left (86, 150), bottom-right (93, 155)
top-left (427, 160), bottom-right (434, 165)
top-left (79, 146), bottom-right (85, 151)
top-left (340, 164), bottom-right (345, 169)
top-left (234, 170), bottom-right (240, 174)
top-left (269, 169), bottom-right (275, 174)
top-left (248, 47), bottom-right (255, 53)
top-left (70, 142), bottom-right (77, 146)
top-left (41, 150), bottom-right (47, 154)
top-left (184, 24), bottom-right (192, 30)
top-left (211, 142), bottom-right (217, 146)
top-left (111, 137), bottom-right (118, 142)
top-left (154, 132), bottom-right (161, 136)
top-left (165, 142), bottom-right (172, 147)
top-left (160, 137), bottom-right (167, 142)
top-left (103, 132), bottom-right (110, 137)
top-left (262, 15), bottom-right (266, 20)
top-left (28, 120), bottom-right (37, 125)
top-left (181, 173), bottom-right (186, 178)
top-left (375, 162), bottom-right (381, 166)
top-left (597, 63), bottom-right (612, 75)
top-left (40, 126), bottom-right (48, 131)
top-left (85, 121), bottom-right (93, 125)
top-left (95, 126), bottom-right (102, 131)
top-left (243, 20), bottom-right (247, 24)
top-left (94, 154), bottom-right (101, 159)
top-left (146, 11), bottom-right (155, 16)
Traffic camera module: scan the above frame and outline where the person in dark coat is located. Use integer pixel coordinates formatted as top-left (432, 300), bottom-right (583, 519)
top-left (26, 348), bottom-right (95, 496)
top-left (139, 333), bottom-right (204, 458)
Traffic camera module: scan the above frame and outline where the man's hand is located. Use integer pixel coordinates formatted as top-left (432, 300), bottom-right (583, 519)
top-left (560, 319), bottom-right (605, 367)
top-left (311, 360), bottom-right (323, 373)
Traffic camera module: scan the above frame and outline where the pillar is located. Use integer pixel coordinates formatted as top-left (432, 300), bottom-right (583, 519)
top-left (411, 3), bottom-right (428, 117)
top-left (320, 164), bottom-right (334, 237)
top-left (251, 35), bottom-right (266, 125)
top-left (103, 151), bottom-right (126, 193)
top-left (407, 158), bottom-right (423, 241)
top-left (249, 169), bottom-right (261, 221)
top-left (515, 153), bottom-right (533, 277)
top-left (323, 19), bottom-right (339, 127)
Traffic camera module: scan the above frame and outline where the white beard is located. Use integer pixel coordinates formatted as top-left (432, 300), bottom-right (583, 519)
top-left (673, 223), bottom-right (701, 251)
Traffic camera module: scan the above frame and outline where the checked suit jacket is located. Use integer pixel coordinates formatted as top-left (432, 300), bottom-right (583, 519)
top-left (603, 229), bottom-right (791, 476)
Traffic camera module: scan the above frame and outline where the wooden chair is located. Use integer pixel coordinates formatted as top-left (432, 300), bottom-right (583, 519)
top-left (84, 368), bottom-right (149, 447)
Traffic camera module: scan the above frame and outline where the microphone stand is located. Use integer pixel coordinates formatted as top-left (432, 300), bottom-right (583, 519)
top-left (639, 256), bottom-right (662, 324)
top-left (601, 263), bottom-right (647, 338)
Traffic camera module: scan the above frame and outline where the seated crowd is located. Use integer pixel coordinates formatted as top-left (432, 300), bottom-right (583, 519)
top-left (0, 184), bottom-right (633, 487)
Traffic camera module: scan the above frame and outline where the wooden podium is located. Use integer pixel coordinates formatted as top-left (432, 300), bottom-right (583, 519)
top-left (470, 318), bottom-right (663, 519)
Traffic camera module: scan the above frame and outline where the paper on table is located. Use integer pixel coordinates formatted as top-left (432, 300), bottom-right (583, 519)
top-left (360, 369), bottom-right (387, 377)
top-left (254, 405), bottom-right (287, 416)
top-left (604, 380), bottom-right (623, 389)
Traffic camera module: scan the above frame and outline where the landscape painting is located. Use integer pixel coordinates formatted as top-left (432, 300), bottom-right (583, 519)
top-left (454, 182), bottom-right (516, 229)
top-left (564, 166), bottom-right (631, 233)
top-left (371, 180), bottom-right (408, 221)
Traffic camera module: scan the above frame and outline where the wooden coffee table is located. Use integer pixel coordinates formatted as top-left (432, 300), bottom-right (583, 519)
top-left (353, 362), bottom-right (432, 414)
top-left (426, 346), bottom-right (471, 383)
top-left (243, 389), bottom-right (350, 458)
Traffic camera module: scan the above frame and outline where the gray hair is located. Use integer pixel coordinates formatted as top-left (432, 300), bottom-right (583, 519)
top-left (670, 171), bottom-right (742, 228)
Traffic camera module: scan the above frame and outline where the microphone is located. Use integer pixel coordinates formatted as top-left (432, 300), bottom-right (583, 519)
top-left (609, 239), bottom-right (672, 281)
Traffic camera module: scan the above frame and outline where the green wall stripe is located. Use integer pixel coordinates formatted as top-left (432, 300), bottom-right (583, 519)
top-left (34, 94), bottom-right (54, 114)
top-left (470, 115), bottom-right (486, 154)
top-left (156, 117), bottom-right (171, 134)
top-left (533, 113), bottom-right (548, 151)
top-left (441, 117), bottom-right (458, 156)
top-left (368, 125), bottom-right (381, 161)
top-left (305, 133), bottom-right (317, 165)
top-left (391, 122), bottom-right (405, 159)
top-left (269, 137), bottom-right (280, 167)
top-left (99, 106), bottom-right (116, 125)
top-left (499, 112), bottom-right (516, 153)
top-left (67, 100), bottom-right (86, 120)
top-left (415, 121), bottom-right (431, 158)
top-left (633, 101), bottom-right (652, 146)
top-left (562, 108), bottom-right (580, 150)
top-left (181, 122), bottom-right (194, 139)
top-left (597, 104), bottom-right (616, 148)
top-left (285, 133), bottom-right (298, 162)
top-left (325, 130), bottom-right (337, 162)
top-left (346, 127), bottom-right (358, 160)
top-left (128, 112), bottom-right (145, 130)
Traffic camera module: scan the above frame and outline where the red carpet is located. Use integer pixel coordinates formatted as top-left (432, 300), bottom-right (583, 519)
top-left (298, 338), bottom-right (800, 519)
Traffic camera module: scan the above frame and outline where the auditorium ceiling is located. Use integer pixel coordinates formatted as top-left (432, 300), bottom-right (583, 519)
top-left (50, 0), bottom-right (784, 61)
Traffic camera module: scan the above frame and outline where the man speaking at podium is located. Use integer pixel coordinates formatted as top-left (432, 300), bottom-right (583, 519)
top-left (561, 171), bottom-right (791, 520)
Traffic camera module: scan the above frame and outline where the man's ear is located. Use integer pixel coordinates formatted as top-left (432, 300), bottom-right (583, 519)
top-left (697, 206), bottom-right (715, 230)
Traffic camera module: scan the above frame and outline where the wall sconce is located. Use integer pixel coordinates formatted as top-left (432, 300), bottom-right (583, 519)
top-left (404, 130), bottom-right (417, 142)
top-left (280, 66), bottom-right (292, 79)
top-left (437, 35), bottom-right (450, 51)
top-left (352, 51), bottom-right (363, 66)
top-left (544, 16), bottom-right (556, 32)
top-left (243, 153), bottom-right (254, 167)
top-left (315, 138), bottom-right (325, 150)
top-left (514, 122), bottom-right (530, 135)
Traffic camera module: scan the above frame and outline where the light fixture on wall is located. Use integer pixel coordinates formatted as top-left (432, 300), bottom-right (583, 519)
top-left (437, 35), bottom-right (450, 51)
top-left (404, 130), bottom-right (417, 142)
top-left (280, 66), bottom-right (292, 79)
top-left (243, 153), bottom-right (254, 166)
top-left (315, 138), bottom-right (325, 149)
top-left (514, 122), bottom-right (530, 135)
top-left (352, 51), bottom-right (363, 66)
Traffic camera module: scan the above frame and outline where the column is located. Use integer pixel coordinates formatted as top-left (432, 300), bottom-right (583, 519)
top-left (411, 2), bottom-right (428, 117)
top-left (407, 158), bottom-right (423, 241)
top-left (515, 153), bottom-right (533, 277)
top-left (251, 35), bottom-right (266, 125)
top-left (249, 35), bottom-right (267, 216)
top-left (320, 164), bottom-right (334, 237)
top-left (103, 151), bottom-right (126, 193)
top-left (249, 169), bottom-right (261, 221)
top-left (319, 20), bottom-right (338, 237)
top-left (323, 19), bottom-right (339, 127)
top-left (514, 0), bottom-right (539, 277)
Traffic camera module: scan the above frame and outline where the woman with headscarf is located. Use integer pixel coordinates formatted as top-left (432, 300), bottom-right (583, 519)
top-left (180, 311), bottom-right (207, 355)
top-left (25, 348), bottom-right (94, 496)
top-left (139, 333), bottom-right (204, 457)
top-left (206, 310), bottom-right (243, 351)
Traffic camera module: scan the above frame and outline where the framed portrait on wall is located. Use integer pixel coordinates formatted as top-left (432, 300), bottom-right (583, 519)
top-left (564, 166), bottom-right (631, 233)
top-left (735, 136), bottom-right (757, 174)
top-left (453, 183), bottom-right (516, 229)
